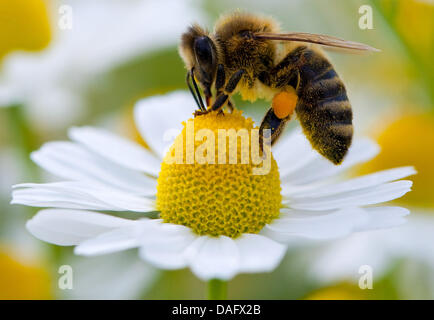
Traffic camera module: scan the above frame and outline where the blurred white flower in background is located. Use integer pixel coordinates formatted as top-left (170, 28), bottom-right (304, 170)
top-left (0, 149), bottom-right (20, 195)
top-left (61, 251), bottom-right (158, 300)
top-left (0, 0), bottom-right (205, 129)
top-left (308, 211), bottom-right (434, 298)
top-left (0, 86), bottom-right (20, 108)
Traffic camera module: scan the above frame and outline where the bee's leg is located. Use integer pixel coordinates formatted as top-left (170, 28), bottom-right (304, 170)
top-left (205, 92), bottom-right (212, 108)
top-left (195, 69), bottom-right (245, 117)
top-left (224, 69), bottom-right (246, 96)
top-left (193, 63), bottom-right (226, 112)
top-left (215, 64), bottom-right (226, 115)
top-left (258, 91), bottom-right (298, 151)
top-left (226, 99), bottom-right (234, 113)
top-left (259, 108), bottom-right (288, 152)
top-left (211, 69), bottom-right (245, 112)
top-left (215, 64), bottom-right (225, 94)
top-left (194, 93), bottom-right (228, 116)
top-left (257, 53), bottom-right (300, 151)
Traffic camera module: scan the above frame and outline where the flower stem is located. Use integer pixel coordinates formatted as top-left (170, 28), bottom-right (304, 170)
top-left (5, 104), bottom-right (39, 180)
top-left (207, 279), bottom-right (227, 300)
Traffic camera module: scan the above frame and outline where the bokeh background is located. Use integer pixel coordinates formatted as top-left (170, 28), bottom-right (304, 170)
top-left (0, 0), bottom-right (433, 299)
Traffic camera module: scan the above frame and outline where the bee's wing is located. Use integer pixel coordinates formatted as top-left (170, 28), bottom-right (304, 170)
top-left (253, 32), bottom-right (380, 53)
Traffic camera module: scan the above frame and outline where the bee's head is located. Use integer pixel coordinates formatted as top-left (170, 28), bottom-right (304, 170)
top-left (179, 25), bottom-right (219, 101)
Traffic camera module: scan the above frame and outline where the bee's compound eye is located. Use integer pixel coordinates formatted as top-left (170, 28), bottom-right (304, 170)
top-left (194, 36), bottom-right (213, 65)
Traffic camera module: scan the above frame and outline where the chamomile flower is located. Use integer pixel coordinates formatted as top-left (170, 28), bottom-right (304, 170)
top-left (11, 91), bottom-right (414, 282)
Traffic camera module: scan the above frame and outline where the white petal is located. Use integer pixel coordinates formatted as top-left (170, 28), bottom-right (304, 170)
top-left (280, 138), bottom-right (380, 186)
top-left (272, 128), bottom-right (318, 177)
top-left (358, 206), bottom-right (410, 230)
top-left (134, 91), bottom-right (195, 158)
top-left (139, 221), bottom-right (197, 270)
top-left (12, 182), bottom-right (155, 212)
top-left (184, 236), bottom-right (240, 281)
top-left (284, 166), bottom-right (416, 198)
top-left (235, 234), bottom-right (286, 273)
top-left (265, 206), bottom-right (411, 243)
top-left (286, 180), bottom-right (412, 210)
top-left (278, 208), bottom-right (334, 218)
top-left (69, 126), bottom-right (161, 176)
top-left (26, 209), bottom-right (134, 245)
top-left (75, 225), bottom-right (144, 256)
top-left (31, 141), bottom-right (156, 195)
top-left (136, 223), bottom-right (287, 280)
top-left (260, 227), bottom-right (307, 246)
top-left (266, 207), bottom-right (369, 240)
top-left (12, 187), bottom-right (109, 211)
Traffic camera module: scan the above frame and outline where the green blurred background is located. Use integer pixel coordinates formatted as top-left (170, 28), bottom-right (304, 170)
top-left (0, 0), bottom-right (433, 299)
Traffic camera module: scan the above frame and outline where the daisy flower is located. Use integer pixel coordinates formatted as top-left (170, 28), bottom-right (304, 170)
top-left (11, 91), bottom-right (414, 298)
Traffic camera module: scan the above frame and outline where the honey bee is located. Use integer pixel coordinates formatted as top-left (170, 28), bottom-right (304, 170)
top-left (179, 12), bottom-right (379, 164)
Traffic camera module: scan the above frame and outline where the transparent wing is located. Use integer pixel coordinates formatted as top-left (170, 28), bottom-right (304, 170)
top-left (253, 32), bottom-right (380, 53)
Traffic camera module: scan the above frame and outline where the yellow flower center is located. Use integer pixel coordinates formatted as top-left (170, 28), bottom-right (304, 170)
top-left (156, 110), bottom-right (282, 238)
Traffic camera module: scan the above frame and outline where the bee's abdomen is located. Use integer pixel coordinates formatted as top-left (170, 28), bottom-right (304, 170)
top-left (295, 48), bottom-right (353, 164)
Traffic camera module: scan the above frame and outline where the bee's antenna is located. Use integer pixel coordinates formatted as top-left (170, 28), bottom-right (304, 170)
top-left (186, 68), bottom-right (206, 111)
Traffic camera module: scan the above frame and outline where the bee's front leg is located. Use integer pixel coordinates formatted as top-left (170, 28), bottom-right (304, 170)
top-left (195, 69), bottom-right (245, 117)
top-left (194, 92), bottom-right (228, 116)
top-left (215, 64), bottom-right (226, 95)
top-left (226, 99), bottom-right (235, 113)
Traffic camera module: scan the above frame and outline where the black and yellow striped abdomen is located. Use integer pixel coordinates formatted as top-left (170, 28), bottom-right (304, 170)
top-left (294, 46), bottom-right (353, 164)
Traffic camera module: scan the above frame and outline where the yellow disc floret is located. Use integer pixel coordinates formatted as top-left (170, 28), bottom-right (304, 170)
top-left (156, 110), bottom-right (282, 238)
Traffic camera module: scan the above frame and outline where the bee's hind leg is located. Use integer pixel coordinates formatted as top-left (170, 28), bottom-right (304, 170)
top-left (259, 91), bottom-right (298, 151)
top-left (259, 108), bottom-right (288, 152)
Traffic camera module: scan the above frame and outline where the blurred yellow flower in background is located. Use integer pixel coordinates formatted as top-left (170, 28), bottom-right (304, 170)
top-left (0, 247), bottom-right (52, 299)
top-left (305, 283), bottom-right (366, 300)
top-left (374, 0), bottom-right (434, 101)
top-left (0, 0), bottom-right (51, 61)
top-left (304, 280), bottom-right (399, 300)
top-left (383, 0), bottom-right (434, 62)
top-left (361, 112), bottom-right (434, 208)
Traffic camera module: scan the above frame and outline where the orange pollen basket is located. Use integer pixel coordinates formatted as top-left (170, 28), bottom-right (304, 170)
top-left (272, 91), bottom-right (298, 119)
